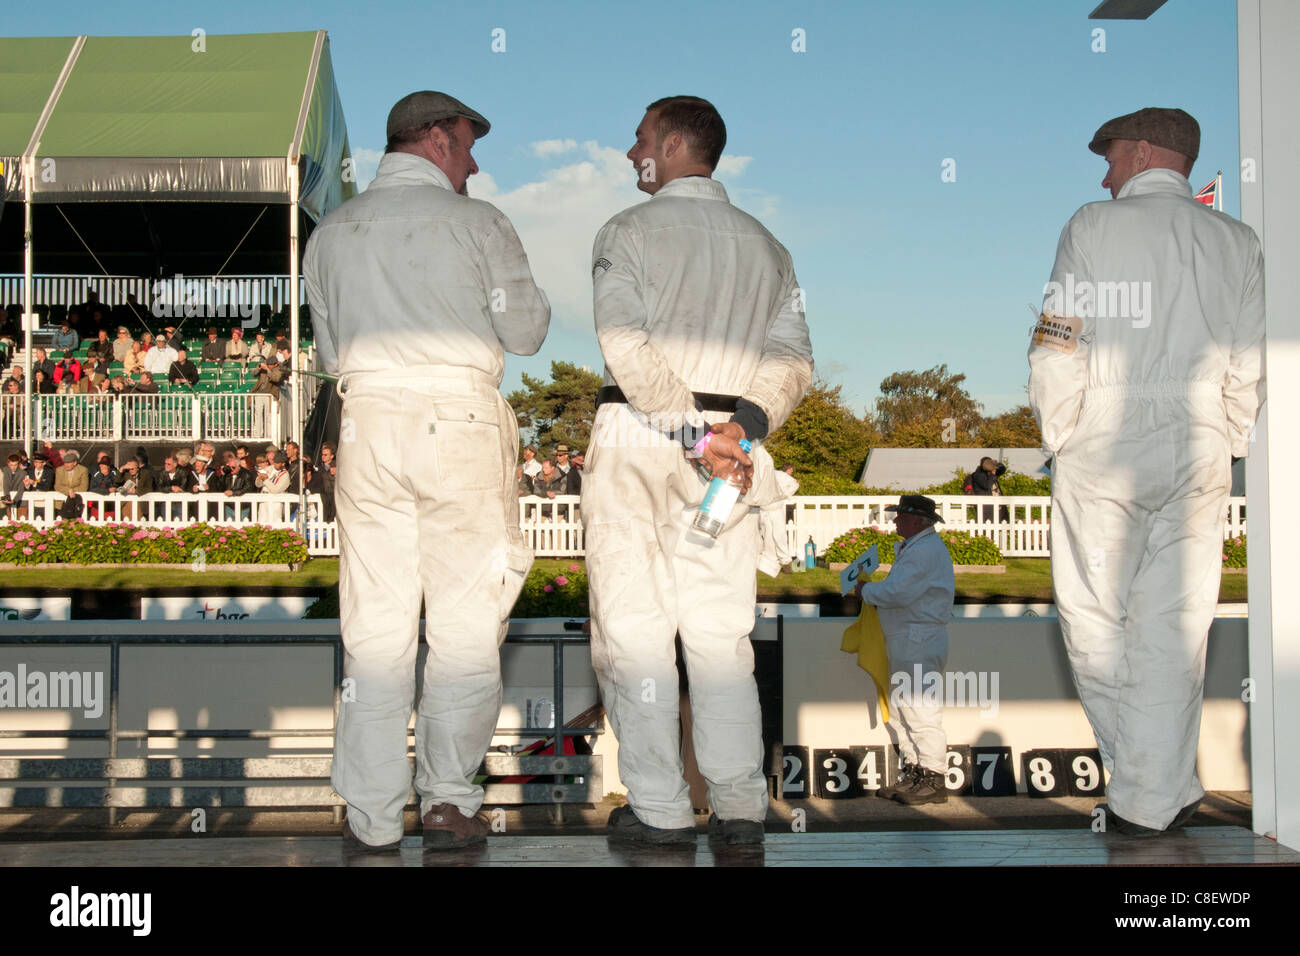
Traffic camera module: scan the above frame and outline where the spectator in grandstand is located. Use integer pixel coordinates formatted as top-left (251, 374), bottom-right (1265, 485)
top-left (40, 443), bottom-right (63, 469)
top-left (52, 319), bottom-right (79, 352)
top-left (169, 348), bottom-right (200, 387)
top-left (162, 325), bottom-right (184, 352)
top-left (109, 375), bottom-right (129, 396)
top-left (533, 457), bottom-right (566, 519)
top-left (195, 441), bottom-right (217, 464)
top-left (54, 450), bottom-right (89, 498)
top-left (521, 444), bottom-right (542, 479)
top-left (516, 464), bottom-right (533, 499)
top-left (145, 336), bottom-right (177, 377)
top-left (82, 354), bottom-right (111, 389)
top-left (1, 453), bottom-right (28, 519)
top-left (222, 452), bottom-right (256, 521)
top-left (112, 293), bottom-right (145, 328)
top-left (174, 448), bottom-right (193, 469)
top-left (554, 444), bottom-right (572, 475)
top-left (87, 307), bottom-right (111, 340)
top-left (32, 347), bottom-right (55, 382)
top-left (123, 341), bottom-right (146, 377)
top-left (564, 449), bottom-right (583, 495)
top-left (113, 459), bottom-right (153, 523)
top-left (251, 344), bottom-right (291, 398)
top-left (317, 441), bottom-right (337, 522)
top-left (7, 365), bottom-right (22, 391)
top-left (132, 371), bottom-right (159, 395)
top-left (53, 352), bottom-right (83, 386)
top-left (113, 327), bottom-right (135, 362)
top-left (225, 327), bottom-right (249, 364)
top-left (86, 329), bottom-right (113, 362)
top-left (55, 380), bottom-right (74, 396)
top-left (87, 458), bottom-right (117, 517)
top-left (34, 369), bottom-right (55, 395)
top-left (3, 378), bottom-right (18, 397)
top-left (247, 330), bottom-right (275, 367)
top-left (190, 453), bottom-right (224, 494)
top-left (93, 378), bottom-right (112, 395)
top-left (257, 451), bottom-right (290, 491)
top-left (139, 331), bottom-right (154, 354)
top-left (201, 328), bottom-right (225, 364)
top-left (159, 454), bottom-right (195, 494)
top-left (24, 452), bottom-right (55, 496)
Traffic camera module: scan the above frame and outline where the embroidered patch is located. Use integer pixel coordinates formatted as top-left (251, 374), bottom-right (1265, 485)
top-left (1031, 312), bottom-right (1082, 355)
top-left (592, 257), bottom-right (612, 278)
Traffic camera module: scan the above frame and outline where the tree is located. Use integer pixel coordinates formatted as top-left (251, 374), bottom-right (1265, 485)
top-left (977, 404), bottom-right (1043, 449)
top-left (765, 380), bottom-right (879, 488)
top-left (506, 361), bottom-right (603, 453)
top-left (873, 364), bottom-right (983, 447)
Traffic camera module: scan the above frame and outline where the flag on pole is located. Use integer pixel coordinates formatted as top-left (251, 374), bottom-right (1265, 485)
top-left (1193, 177), bottom-right (1217, 206)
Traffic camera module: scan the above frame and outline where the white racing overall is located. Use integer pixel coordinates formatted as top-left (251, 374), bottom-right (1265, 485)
top-left (585, 176), bottom-right (813, 830)
top-left (1029, 167), bottom-right (1265, 830)
top-left (304, 152), bottom-right (549, 846)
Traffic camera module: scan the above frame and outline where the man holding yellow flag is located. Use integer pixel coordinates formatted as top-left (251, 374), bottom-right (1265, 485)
top-left (854, 495), bottom-right (955, 804)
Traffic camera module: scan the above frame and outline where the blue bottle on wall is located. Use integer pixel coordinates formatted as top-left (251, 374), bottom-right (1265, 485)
top-left (805, 536), bottom-right (816, 570)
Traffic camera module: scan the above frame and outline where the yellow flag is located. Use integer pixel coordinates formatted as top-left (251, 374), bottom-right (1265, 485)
top-left (841, 604), bottom-right (890, 722)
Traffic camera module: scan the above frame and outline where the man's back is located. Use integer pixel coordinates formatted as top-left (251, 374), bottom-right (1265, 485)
top-left (594, 177), bottom-right (805, 410)
top-left (304, 152), bottom-right (548, 381)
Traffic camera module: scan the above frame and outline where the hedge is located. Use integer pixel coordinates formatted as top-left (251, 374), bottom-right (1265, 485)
top-left (824, 525), bottom-right (1003, 566)
top-left (0, 521), bottom-right (308, 565)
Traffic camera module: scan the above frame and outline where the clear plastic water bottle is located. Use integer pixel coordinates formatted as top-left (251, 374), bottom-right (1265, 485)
top-left (693, 438), bottom-right (752, 538)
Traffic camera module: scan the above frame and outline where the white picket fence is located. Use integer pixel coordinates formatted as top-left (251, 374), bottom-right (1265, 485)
top-left (0, 393), bottom-right (278, 444)
top-left (5, 492), bottom-right (1247, 561)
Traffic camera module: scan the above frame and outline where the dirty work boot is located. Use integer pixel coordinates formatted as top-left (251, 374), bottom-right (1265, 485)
top-left (606, 804), bottom-right (697, 847)
top-left (707, 813), bottom-right (765, 846)
top-left (422, 802), bottom-right (490, 849)
top-left (877, 763), bottom-right (919, 800)
top-left (341, 819), bottom-right (402, 854)
top-left (894, 768), bottom-right (949, 805)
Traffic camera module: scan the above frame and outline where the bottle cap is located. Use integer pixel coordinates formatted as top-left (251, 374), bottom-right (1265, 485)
top-left (738, 439), bottom-right (752, 453)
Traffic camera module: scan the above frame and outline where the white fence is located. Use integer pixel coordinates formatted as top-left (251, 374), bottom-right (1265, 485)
top-left (5, 492), bottom-right (1248, 562)
top-left (0, 393), bottom-right (278, 444)
top-left (788, 495), bottom-right (1248, 560)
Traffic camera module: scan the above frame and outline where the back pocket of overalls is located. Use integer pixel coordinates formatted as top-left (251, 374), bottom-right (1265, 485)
top-left (432, 397), bottom-right (502, 493)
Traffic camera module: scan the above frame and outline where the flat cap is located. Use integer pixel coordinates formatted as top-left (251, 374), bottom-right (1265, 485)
top-left (1089, 107), bottom-right (1200, 163)
top-left (387, 91), bottom-right (490, 141)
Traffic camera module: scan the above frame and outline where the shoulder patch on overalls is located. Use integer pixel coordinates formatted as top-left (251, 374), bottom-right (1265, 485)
top-left (1031, 312), bottom-right (1082, 355)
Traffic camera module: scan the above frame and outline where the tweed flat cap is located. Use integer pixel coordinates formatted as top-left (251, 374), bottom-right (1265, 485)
top-left (387, 91), bottom-right (490, 140)
top-left (1089, 107), bottom-right (1200, 162)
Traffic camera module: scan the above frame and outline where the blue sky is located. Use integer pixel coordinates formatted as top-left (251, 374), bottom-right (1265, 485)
top-left (7, 0), bottom-right (1242, 417)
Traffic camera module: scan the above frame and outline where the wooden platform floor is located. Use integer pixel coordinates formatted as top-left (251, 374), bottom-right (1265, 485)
top-left (0, 826), bottom-right (1295, 867)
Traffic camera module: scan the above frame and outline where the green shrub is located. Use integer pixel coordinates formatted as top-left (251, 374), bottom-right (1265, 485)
top-left (823, 525), bottom-right (1003, 566)
top-left (512, 562), bottom-right (589, 617)
top-left (1222, 534), bottom-right (1246, 568)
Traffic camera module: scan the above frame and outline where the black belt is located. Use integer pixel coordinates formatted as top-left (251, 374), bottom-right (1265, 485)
top-left (596, 385), bottom-right (738, 413)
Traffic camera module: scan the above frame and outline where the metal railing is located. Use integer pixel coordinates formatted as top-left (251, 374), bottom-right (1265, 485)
top-left (0, 393), bottom-right (278, 444)
top-left (0, 625), bottom-right (601, 818)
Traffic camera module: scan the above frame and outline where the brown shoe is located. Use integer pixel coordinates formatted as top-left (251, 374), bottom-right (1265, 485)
top-left (422, 802), bottom-right (490, 849)
top-left (341, 819), bottom-right (402, 853)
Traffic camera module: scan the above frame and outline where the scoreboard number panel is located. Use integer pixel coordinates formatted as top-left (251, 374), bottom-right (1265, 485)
top-left (780, 745), bottom-right (810, 799)
top-left (1021, 749), bottom-right (1070, 797)
top-left (944, 745), bottom-right (973, 795)
top-left (1063, 748), bottom-right (1106, 796)
top-left (849, 745), bottom-right (887, 795)
top-left (969, 747), bottom-right (1016, 796)
top-left (813, 749), bottom-right (858, 799)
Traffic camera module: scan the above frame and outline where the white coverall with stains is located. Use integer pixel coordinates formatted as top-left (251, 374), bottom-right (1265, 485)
top-left (584, 176), bottom-right (813, 830)
top-left (304, 152), bottom-right (550, 846)
top-left (1029, 167), bottom-right (1264, 831)
top-left (859, 524), bottom-right (955, 773)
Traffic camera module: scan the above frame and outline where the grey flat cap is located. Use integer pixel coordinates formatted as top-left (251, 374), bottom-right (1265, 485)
top-left (1089, 107), bottom-right (1200, 163)
top-left (387, 91), bottom-right (490, 140)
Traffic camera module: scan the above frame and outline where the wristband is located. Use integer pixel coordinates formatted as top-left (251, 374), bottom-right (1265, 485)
top-left (689, 432), bottom-right (714, 458)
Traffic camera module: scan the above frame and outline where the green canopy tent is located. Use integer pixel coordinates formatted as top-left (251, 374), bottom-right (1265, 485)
top-left (0, 29), bottom-right (355, 452)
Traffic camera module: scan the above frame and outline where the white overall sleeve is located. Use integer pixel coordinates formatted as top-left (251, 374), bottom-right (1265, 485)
top-left (481, 214), bottom-right (551, 356)
top-left (741, 256), bottom-right (814, 434)
top-left (1028, 212), bottom-right (1094, 456)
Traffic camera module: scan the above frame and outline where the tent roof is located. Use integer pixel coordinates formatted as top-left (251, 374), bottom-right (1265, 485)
top-left (0, 31), bottom-right (353, 218)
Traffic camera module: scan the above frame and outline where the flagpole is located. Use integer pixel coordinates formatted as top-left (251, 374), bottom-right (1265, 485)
top-left (1216, 170), bottom-right (1223, 212)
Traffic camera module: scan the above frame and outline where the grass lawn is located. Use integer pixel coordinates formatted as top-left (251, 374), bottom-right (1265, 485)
top-left (0, 556), bottom-right (1248, 605)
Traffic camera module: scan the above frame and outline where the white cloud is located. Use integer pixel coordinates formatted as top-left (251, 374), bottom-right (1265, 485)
top-left (350, 147), bottom-right (383, 192)
top-left (529, 138), bottom-right (578, 158)
top-left (715, 155), bottom-right (753, 178)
